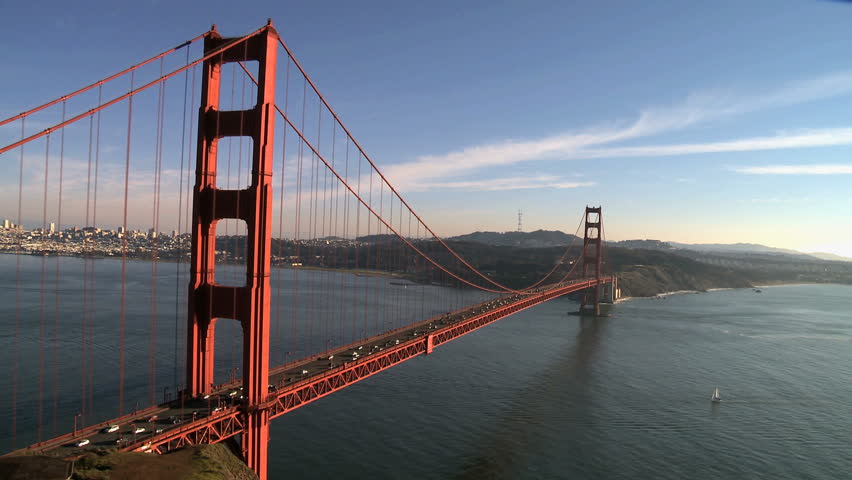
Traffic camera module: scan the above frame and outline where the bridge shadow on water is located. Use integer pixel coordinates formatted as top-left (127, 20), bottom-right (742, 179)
top-left (451, 313), bottom-right (610, 480)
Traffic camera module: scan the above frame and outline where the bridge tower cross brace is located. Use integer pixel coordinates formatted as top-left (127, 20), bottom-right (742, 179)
top-left (581, 206), bottom-right (603, 316)
top-left (186, 23), bottom-right (278, 479)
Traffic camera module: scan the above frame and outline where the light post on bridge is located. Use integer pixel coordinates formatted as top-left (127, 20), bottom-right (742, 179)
top-left (72, 412), bottom-right (82, 437)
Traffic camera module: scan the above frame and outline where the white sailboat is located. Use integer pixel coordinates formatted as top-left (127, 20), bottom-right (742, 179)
top-left (711, 387), bottom-right (722, 403)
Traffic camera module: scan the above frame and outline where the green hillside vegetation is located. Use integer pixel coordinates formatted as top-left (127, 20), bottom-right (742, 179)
top-left (0, 444), bottom-right (257, 480)
top-left (69, 444), bottom-right (257, 480)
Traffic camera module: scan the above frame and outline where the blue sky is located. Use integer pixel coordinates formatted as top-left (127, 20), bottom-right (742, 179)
top-left (1, 0), bottom-right (851, 256)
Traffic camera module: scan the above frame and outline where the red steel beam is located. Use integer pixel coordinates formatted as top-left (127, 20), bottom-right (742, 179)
top-left (129, 411), bottom-right (244, 454)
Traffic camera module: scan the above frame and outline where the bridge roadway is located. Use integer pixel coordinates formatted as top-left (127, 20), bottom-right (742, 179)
top-left (11, 277), bottom-right (611, 459)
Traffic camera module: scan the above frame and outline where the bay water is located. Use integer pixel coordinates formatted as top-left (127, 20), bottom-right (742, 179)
top-left (1, 254), bottom-right (850, 479)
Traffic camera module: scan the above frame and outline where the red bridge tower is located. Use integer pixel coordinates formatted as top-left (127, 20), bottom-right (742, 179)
top-left (186, 22), bottom-right (278, 478)
top-left (580, 206), bottom-right (603, 316)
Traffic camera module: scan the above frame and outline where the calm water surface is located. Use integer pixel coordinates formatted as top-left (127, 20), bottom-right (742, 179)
top-left (1, 255), bottom-right (850, 479)
top-left (269, 284), bottom-right (852, 479)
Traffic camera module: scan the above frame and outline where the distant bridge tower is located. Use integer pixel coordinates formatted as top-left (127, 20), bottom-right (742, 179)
top-left (186, 22), bottom-right (278, 479)
top-left (580, 206), bottom-right (603, 316)
top-left (517, 209), bottom-right (523, 232)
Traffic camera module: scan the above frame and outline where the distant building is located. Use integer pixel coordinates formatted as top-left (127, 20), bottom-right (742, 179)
top-left (49, 222), bottom-right (55, 234)
top-left (3, 219), bottom-right (9, 229)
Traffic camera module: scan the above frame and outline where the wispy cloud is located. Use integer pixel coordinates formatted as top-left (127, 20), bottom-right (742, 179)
top-left (406, 175), bottom-right (595, 192)
top-left (383, 70), bottom-right (852, 191)
top-left (734, 164), bottom-right (852, 175)
top-left (749, 196), bottom-right (813, 203)
top-left (577, 127), bottom-right (852, 159)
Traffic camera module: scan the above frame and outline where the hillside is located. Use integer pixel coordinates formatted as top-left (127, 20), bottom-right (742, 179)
top-left (446, 230), bottom-right (847, 264)
top-left (808, 251), bottom-right (852, 262)
top-left (213, 234), bottom-right (852, 298)
top-left (73, 444), bottom-right (258, 480)
top-left (448, 230), bottom-right (580, 248)
top-left (605, 248), bottom-right (753, 297)
top-left (439, 242), bottom-right (757, 296)
top-left (431, 242), bottom-right (852, 296)
top-left (0, 444), bottom-right (258, 480)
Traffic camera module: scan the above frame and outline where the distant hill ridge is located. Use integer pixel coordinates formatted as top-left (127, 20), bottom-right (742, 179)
top-left (445, 230), bottom-right (852, 262)
top-left (449, 229), bottom-right (581, 248)
top-left (448, 230), bottom-right (675, 250)
top-left (667, 241), bottom-right (804, 256)
top-left (667, 242), bottom-right (852, 262)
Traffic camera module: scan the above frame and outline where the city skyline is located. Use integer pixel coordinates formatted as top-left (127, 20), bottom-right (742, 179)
top-left (1, 1), bottom-right (851, 256)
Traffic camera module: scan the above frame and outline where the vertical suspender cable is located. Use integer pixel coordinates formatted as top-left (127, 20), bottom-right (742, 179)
top-left (353, 150), bottom-right (361, 344)
top-left (292, 76), bottom-right (307, 359)
top-left (333, 125), bottom-right (343, 346)
top-left (119, 71), bottom-right (136, 415)
top-left (12, 119), bottom-right (25, 450)
top-left (322, 107), bottom-right (331, 351)
top-left (364, 168), bottom-right (372, 340)
top-left (82, 104), bottom-right (95, 428)
top-left (175, 43), bottom-right (191, 396)
top-left (38, 133), bottom-right (51, 443)
top-left (387, 190), bottom-right (393, 330)
top-left (322, 113), bottom-right (331, 351)
top-left (340, 137), bottom-right (349, 345)
top-left (53, 101), bottom-right (67, 436)
top-left (377, 178), bottom-right (385, 336)
top-left (180, 64), bottom-right (198, 392)
top-left (308, 103), bottom-right (321, 355)
top-left (275, 56), bottom-right (291, 365)
top-left (149, 59), bottom-right (166, 406)
top-left (88, 87), bottom-right (103, 419)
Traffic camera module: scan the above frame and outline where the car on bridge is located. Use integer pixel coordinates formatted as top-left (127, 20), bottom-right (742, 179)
top-left (102, 424), bottom-right (120, 433)
top-left (75, 439), bottom-right (90, 447)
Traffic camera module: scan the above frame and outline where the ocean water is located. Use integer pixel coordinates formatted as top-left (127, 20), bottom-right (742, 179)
top-left (1, 254), bottom-right (851, 479)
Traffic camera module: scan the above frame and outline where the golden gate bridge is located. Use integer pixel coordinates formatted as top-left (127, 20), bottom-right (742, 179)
top-left (0, 21), bottom-right (615, 479)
